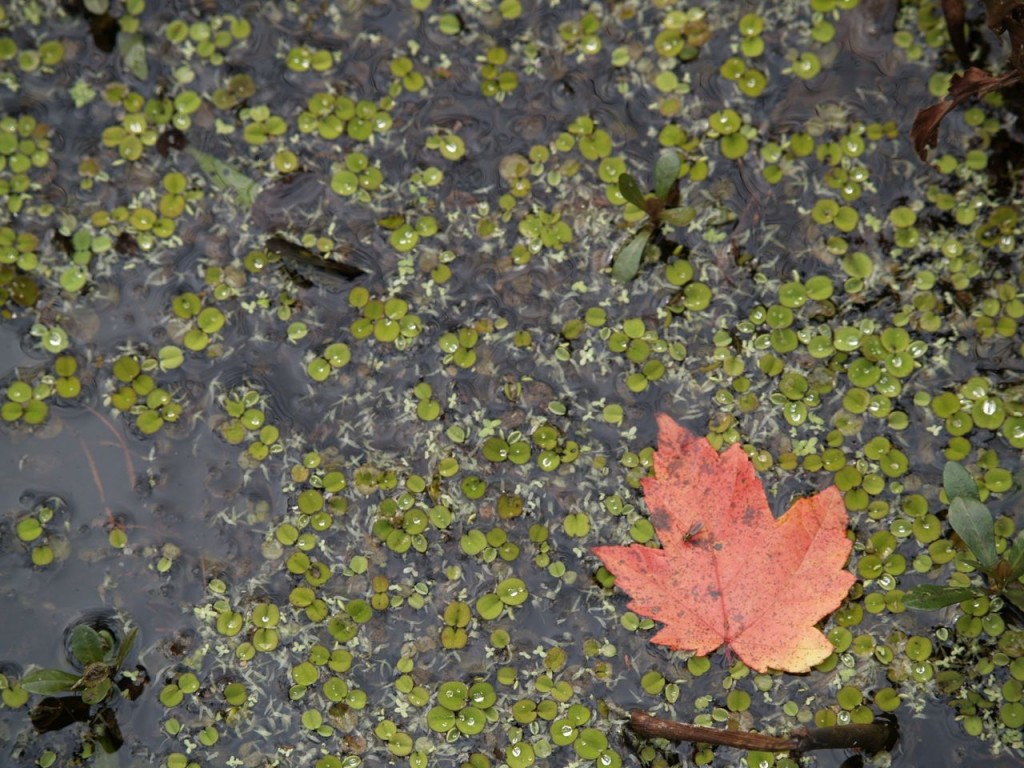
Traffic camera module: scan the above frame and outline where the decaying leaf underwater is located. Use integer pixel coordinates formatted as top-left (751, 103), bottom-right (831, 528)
top-left (913, 0), bottom-right (1024, 158)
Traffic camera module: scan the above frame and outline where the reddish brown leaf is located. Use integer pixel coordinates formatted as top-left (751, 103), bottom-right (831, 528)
top-left (911, 100), bottom-right (962, 161)
top-left (593, 415), bottom-right (854, 673)
top-left (942, 0), bottom-right (970, 66)
top-left (912, 67), bottom-right (1022, 160)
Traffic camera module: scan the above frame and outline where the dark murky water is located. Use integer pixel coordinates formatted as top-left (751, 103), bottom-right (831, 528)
top-left (2, 0), bottom-right (1023, 766)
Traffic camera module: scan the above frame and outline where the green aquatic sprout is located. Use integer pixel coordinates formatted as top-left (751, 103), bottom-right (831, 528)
top-left (185, 145), bottom-right (260, 210)
top-left (18, 623), bottom-right (142, 755)
top-left (611, 150), bottom-right (695, 282)
top-left (21, 625), bottom-right (138, 706)
top-left (905, 461), bottom-right (1024, 613)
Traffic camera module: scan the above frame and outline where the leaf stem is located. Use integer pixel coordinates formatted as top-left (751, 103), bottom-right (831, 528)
top-left (628, 710), bottom-right (898, 755)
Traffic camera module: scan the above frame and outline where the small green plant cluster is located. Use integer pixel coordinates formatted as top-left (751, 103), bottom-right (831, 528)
top-left (906, 461), bottom-right (1024, 612)
top-left (2, 355), bottom-right (82, 426)
top-left (21, 625), bottom-right (138, 707)
top-left (216, 386), bottom-right (282, 467)
top-left (14, 495), bottom-right (68, 567)
top-left (17, 623), bottom-right (141, 757)
top-left (611, 150), bottom-right (695, 282)
top-left (109, 353), bottom-right (184, 435)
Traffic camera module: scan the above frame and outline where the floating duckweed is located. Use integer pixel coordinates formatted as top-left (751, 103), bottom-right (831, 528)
top-left (439, 326), bottom-right (479, 368)
top-left (708, 109), bottom-right (741, 135)
top-left (563, 511), bottom-right (590, 537)
top-left (1001, 702), bottom-right (1024, 728)
top-left (790, 51), bottom-right (821, 79)
top-left (476, 593), bottom-right (503, 620)
top-left (551, 719), bottom-right (578, 746)
top-left (574, 728), bottom-right (608, 759)
top-left (460, 475), bottom-right (486, 499)
top-left (726, 689), bottom-right (751, 712)
top-left (496, 577), bottom-right (528, 606)
top-left (506, 740), bottom-right (535, 768)
top-left (904, 635), bottom-right (933, 662)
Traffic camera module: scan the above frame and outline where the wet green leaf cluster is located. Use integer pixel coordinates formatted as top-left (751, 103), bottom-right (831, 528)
top-left (479, 46), bottom-right (518, 100)
top-left (2, 355), bottom-right (81, 425)
top-left (330, 151), bottom-right (384, 199)
top-left (0, 227), bottom-right (41, 310)
top-left (307, 341), bottom-right (351, 382)
top-left (0, 115), bottom-right (52, 217)
top-left (164, 14), bottom-right (251, 65)
top-left (371, 474), bottom-right (451, 556)
top-left (0, 30), bottom-right (64, 83)
top-left (348, 287), bottom-right (423, 347)
top-left (298, 92), bottom-right (393, 143)
top-left (424, 129), bottom-right (466, 162)
top-left (216, 386), bottom-right (282, 465)
top-left (517, 208), bottom-right (573, 255)
top-left (604, 315), bottom-right (687, 392)
top-left (480, 419), bottom-right (580, 474)
top-left (12, 495), bottom-right (69, 568)
top-left (652, 8), bottom-right (711, 67)
top-left (108, 352), bottom-right (184, 435)
top-left (558, 11), bottom-right (604, 57)
top-left (438, 323), bottom-right (482, 368)
top-left (85, 195), bottom-right (184, 253)
top-left (285, 44), bottom-right (335, 74)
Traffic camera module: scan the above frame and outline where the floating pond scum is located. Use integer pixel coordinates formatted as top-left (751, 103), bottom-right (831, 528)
top-left (1, 1), bottom-right (1024, 767)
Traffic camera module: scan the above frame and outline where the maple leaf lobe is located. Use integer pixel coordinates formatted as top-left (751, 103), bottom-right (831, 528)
top-left (593, 415), bottom-right (854, 673)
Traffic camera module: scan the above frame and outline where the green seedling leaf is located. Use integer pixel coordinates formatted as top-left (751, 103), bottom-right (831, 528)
top-left (118, 31), bottom-right (149, 81)
top-left (112, 627), bottom-right (138, 671)
top-left (20, 669), bottom-right (81, 695)
top-left (612, 225), bottom-right (653, 283)
top-left (660, 206), bottom-right (696, 227)
top-left (80, 678), bottom-right (112, 706)
top-left (186, 146), bottom-right (260, 211)
top-left (653, 150), bottom-right (681, 201)
top-left (617, 172), bottom-right (648, 210)
top-left (948, 497), bottom-right (998, 570)
top-left (1003, 583), bottom-right (1024, 613)
top-left (904, 584), bottom-right (982, 610)
top-left (70, 625), bottom-right (106, 666)
top-left (1006, 531), bottom-right (1024, 582)
top-left (943, 461), bottom-right (979, 502)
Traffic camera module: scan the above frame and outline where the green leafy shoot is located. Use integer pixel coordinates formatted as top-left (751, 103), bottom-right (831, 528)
top-left (948, 497), bottom-right (998, 571)
top-left (906, 461), bottom-right (1024, 612)
top-left (20, 625), bottom-right (138, 707)
top-left (112, 627), bottom-right (139, 672)
top-left (70, 624), bottom-right (107, 666)
top-left (19, 668), bottom-right (81, 696)
top-left (186, 145), bottom-right (260, 211)
top-left (611, 150), bottom-right (695, 282)
top-left (117, 31), bottom-right (149, 82)
top-left (943, 460), bottom-right (980, 502)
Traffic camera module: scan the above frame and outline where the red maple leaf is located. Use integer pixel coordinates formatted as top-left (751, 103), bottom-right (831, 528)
top-left (593, 415), bottom-right (855, 673)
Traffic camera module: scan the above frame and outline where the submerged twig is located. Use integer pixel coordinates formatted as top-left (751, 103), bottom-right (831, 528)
top-left (266, 236), bottom-right (367, 281)
top-left (84, 404), bottom-right (137, 490)
top-left (629, 710), bottom-right (898, 755)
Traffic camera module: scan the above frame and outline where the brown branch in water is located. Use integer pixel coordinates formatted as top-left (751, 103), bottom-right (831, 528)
top-left (630, 711), bottom-right (797, 751)
top-left (629, 710), bottom-right (897, 755)
top-left (911, 67), bottom-right (1022, 160)
top-left (77, 435), bottom-right (116, 527)
top-left (84, 404), bottom-right (137, 490)
top-left (942, 0), bottom-right (970, 66)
